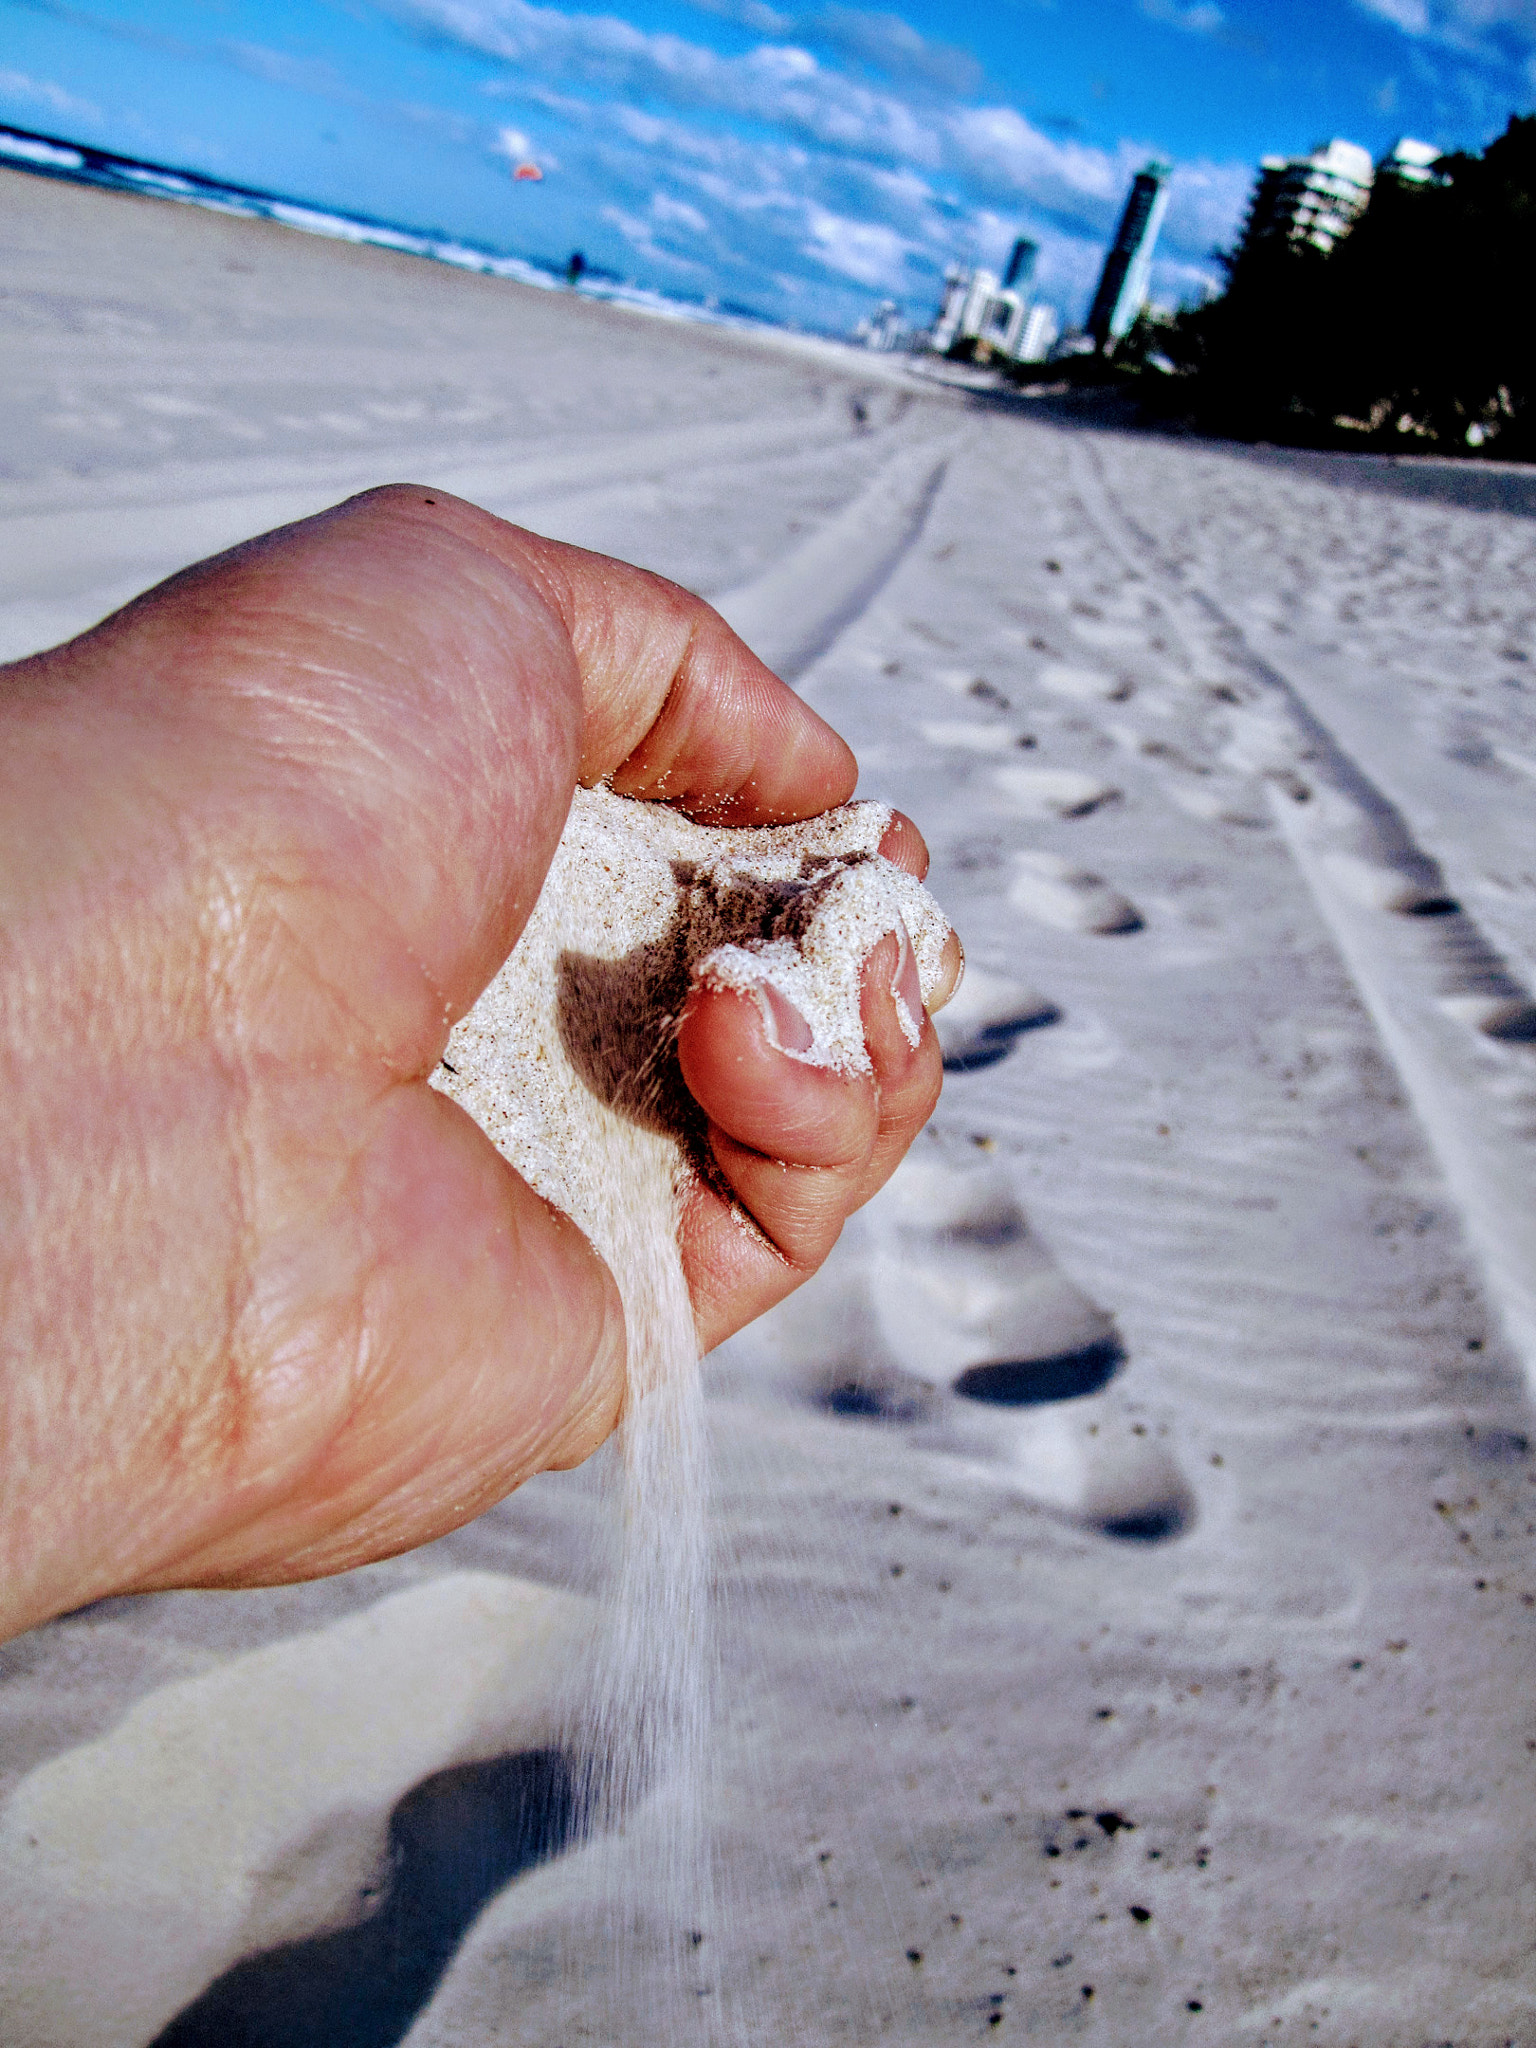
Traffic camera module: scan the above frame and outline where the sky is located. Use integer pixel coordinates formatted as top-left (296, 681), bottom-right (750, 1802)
top-left (2, 0), bottom-right (1532, 334)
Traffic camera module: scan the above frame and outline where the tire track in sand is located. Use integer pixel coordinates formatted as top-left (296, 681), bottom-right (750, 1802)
top-left (1065, 431), bottom-right (1536, 1384)
top-left (712, 437), bottom-right (954, 683)
top-left (0, 407), bottom-right (865, 663)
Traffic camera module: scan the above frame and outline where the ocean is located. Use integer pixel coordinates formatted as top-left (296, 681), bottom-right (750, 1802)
top-left (0, 119), bottom-right (782, 337)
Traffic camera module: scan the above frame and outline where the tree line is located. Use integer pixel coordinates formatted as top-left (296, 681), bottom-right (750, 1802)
top-left (1137, 113), bottom-right (1533, 462)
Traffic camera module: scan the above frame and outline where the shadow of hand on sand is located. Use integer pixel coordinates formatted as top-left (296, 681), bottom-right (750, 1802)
top-left (151, 1750), bottom-right (581, 2048)
top-left (555, 930), bottom-right (694, 1137)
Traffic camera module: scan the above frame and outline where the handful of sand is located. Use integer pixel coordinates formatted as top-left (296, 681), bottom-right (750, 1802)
top-left (434, 784), bottom-right (953, 1341)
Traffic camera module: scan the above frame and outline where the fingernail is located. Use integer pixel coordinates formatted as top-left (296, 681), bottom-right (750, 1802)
top-left (890, 920), bottom-right (924, 1046)
top-left (754, 978), bottom-right (815, 1055)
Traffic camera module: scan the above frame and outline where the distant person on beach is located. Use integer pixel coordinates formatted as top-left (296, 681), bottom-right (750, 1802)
top-left (0, 487), bottom-right (953, 1644)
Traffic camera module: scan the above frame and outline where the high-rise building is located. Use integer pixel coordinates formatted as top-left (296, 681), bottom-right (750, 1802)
top-left (854, 299), bottom-right (907, 351)
top-left (1377, 136), bottom-right (1443, 187)
top-left (929, 264), bottom-right (997, 354)
top-left (928, 259), bottom-right (1038, 363)
top-left (1003, 237), bottom-right (1038, 292)
top-left (1086, 162), bottom-right (1171, 350)
top-left (1015, 303), bottom-right (1059, 364)
top-left (1237, 139), bottom-right (1374, 262)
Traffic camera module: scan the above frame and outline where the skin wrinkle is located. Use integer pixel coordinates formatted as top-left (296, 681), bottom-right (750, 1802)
top-left (190, 666), bottom-right (532, 1069)
top-left (211, 1144), bottom-right (382, 1550)
top-left (607, 609), bottom-right (707, 801)
top-left (14, 803), bottom-right (185, 1065)
top-left (156, 536), bottom-right (560, 831)
top-left (234, 672), bottom-right (410, 774)
top-left (191, 1161), bottom-right (610, 1588)
top-left (250, 879), bottom-right (438, 1075)
top-left (207, 1062), bottom-right (602, 1574)
top-left (708, 1138), bottom-right (861, 1270)
top-left (339, 492), bottom-right (848, 827)
top-left (19, 865), bottom-right (249, 1569)
top-left (700, 1147), bottom-right (822, 1273)
top-left (633, 645), bottom-right (775, 811)
top-left (236, 656), bottom-right (482, 777)
top-left (187, 854), bottom-right (269, 1506)
top-left (254, 849), bottom-right (487, 1056)
top-left (428, 510), bottom-right (768, 810)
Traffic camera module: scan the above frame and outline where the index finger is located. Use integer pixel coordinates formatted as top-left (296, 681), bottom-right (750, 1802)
top-left (403, 491), bottom-right (858, 825)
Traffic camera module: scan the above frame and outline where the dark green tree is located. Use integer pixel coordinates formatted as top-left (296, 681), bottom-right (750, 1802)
top-left (1157, 114), bottom-right (1534, 460)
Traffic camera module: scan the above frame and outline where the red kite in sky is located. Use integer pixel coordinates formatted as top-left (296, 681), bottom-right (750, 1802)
top-left (513, 162), bottom-right (543, 181)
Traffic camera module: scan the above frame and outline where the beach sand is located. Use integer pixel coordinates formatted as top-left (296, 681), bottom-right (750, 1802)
top-left (2, 168), bottom-right (1535, 2046)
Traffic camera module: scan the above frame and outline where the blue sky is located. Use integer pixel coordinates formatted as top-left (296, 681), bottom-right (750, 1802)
top-left (2, 0), bottom-right (1532, 332)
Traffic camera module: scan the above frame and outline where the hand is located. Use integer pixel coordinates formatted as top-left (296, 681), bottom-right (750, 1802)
top-left (0, 486), bottom-right (958, 1640)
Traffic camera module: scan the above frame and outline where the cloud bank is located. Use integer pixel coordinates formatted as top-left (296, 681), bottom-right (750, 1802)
top-left (1353, 0), bottom-right (1536, 78)
top-left (382, 0), bottom-right (1251, 328)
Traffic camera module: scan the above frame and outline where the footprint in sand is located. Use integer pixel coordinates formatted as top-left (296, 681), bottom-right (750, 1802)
top-left (867, 1154), bottom-right (1121, 1395)
top-left (933, 666), bottom-right (1014, 711)
top-left (933, 963), bottom-right (1060, 1072)
top-left (872, 1154), bottom-right (1193, 1538)
top-left (946, 1400), bottom-right (1195, 1540)
top-left (1101, 723), bottom-right (1271, 829)
top-left (920, 718), bottom-right (1018, 755)
top-left (1008, 851), bottom-right (1144, 935)
top-left (750, 1150), bottom-right (1192, 1541)
top-left (1069, 617), bottom-right (1151, 655)
top-left (1037, 661), bottom-right (1133, 704)
top-left (1439, 994), bottom-right (1536, 1042)
top-left (993, 765), bottom-right (1122, 819)
top-left (1163, 779), bottom-right (1271, 830)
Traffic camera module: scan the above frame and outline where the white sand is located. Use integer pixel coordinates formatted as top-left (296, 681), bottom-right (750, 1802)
top-left (2, 170), bottom-right (1535, 2046)
top-left (0, 1574), bottom-right (590, 2046)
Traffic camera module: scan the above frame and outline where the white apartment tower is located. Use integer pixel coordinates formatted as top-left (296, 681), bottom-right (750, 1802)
top-left (1378, 136), bottom-right (1443, 186)
top-left (1239, 138), bottom-right (1375, 260)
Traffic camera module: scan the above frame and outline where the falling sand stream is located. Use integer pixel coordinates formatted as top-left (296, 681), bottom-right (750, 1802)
top-left (434, 785), bottom-right (954, 2029)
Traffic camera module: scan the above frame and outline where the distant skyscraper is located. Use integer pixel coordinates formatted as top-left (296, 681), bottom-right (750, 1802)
top-left (1377, 136), bottom-right (1442, 187)
top-left (1002, 237), bottom-right (1038, 292)
top-left (1236, 139), bottom-right (1375, 263)
top-left (1089, 161), bottom-right (1171, 350)
top-left (1087, 162), bottom-right (1171, 350)
top-left (1016, 303), bottom-right (1059, 364)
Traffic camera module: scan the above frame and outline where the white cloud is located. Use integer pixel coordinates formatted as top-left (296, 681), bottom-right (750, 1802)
top-left (947, 103), bottom-right (1123, 212)
top-left (1139, 0), bottom-right (1228, 35)
top-left (802, 8), bottom-right (982, 94)
top-left (380, 0), bottom-right (1248, 325)
top-left (1353, 0), bottom-right (1536, 57)
top-left (1160, 155), bottom-right (1255, 256)
top-left (0, 67), bottom-right (100, 121)
top-left (682, 0), bottom-right (794, 33)
top-left (670, 0), bottom-right (982, 90)
top-left (1357, 0), bottom-right (1431, 29)
top-left (650, 190), bottom-right (710, 231)
top-left (393, 1), bottom-right (949, 161)
top-left (220, 42), bottom-right (353, 96)
top-left (600, 197), bottom-right (713, 269)
top-left (801, 202), bottom-right (911, 284)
